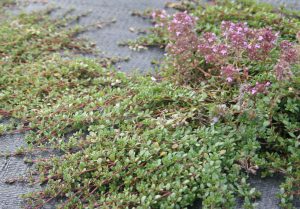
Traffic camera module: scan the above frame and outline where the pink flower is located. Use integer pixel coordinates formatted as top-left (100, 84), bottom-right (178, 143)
top-left (279, 40), bottom-right (298, 63)
top-left (280, 40), bottom-right (293, 50)
top-left (274, 60), bottom-right (293, 81)
top-left (166, 11), bottom-right (199, 77)
top-left (211, 117), bottom-right (219, 125)
top-left (220, 65), bottom-right (240, 83)
top-left (274, 40), bottom-right (298, 81)
top-left (151, 12), bottom-right (157, 19)
top-left (221, 21), bottom-right (249, 48)
top-left (226, 77), bottom-right (233, 83)
top-left (152, 10), bottom-right (167, 19)
top-left (220, 49), bottom-right (227, 55)
top-left (251, 89), bottom-right (257, 95)
top-left (204, 55), bottom-right (216, 63)
top-left (248, 82), bottom-right (271, 95)
top-left (152, 10), bottom-right (169, 28)
top-left (216, 44), bottom-right (229, 56)
top-left (203, 32), bottom-right (217, 43)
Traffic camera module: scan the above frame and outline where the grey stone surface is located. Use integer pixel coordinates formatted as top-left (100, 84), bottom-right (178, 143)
top-left (260, 0), bottom-right (300, 9)
top-left (0, 133), bottom-right (25, 153)
top-left (190, 175), bottom-right (285, 209)
top-left (15, 0), bottom-right (174, 73)
top-left (248, 175), bottom-right (283, 208)
top-left (0, 133), bottom-right (37, 209)
top-left (1, 0), bottom-right (300, 208)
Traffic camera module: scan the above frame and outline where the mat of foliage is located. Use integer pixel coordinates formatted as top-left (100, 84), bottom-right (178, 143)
top-left (0, 0), bottom-right (299, 209)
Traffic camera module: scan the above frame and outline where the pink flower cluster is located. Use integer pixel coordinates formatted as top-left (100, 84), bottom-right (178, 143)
top-left (168, 12), bottom-right (196, 37)
top-left (166, 12), bottom-right (198, 58)
top-left (196, 21), bottom-right (280, 83)
top-left (246, 28), bottom-right (278, 60)
top-left (221, 21), bottom-right (249, 48)
top-left (274, 40), bottom-right (299, 81)
top-left (280, 41), bottom-right (298, 63)
top-left (221, 21), bottom-right (278, 60)
top-left (152, 9), bottom-right (168, 19)
top-left (248, 82), bottom-right (271, 95)
top-left (197, 23), bottom-right (276, 84)
top-left (220, 65), bottom-right (240, 83)
top-left (152, 11), bottom-right (298, 85)
top-left (151, 10), bottom-right (169, 28)
top-left (198, 33), bottom-right (229, 64)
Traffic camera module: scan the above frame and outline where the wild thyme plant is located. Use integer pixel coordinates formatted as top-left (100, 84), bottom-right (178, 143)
top-left (156, 13), bottom-right (299, 84)
top-left (0, 1), bottom-right (299, 209)
top-left (140, 0), bottom-right (300, 208)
